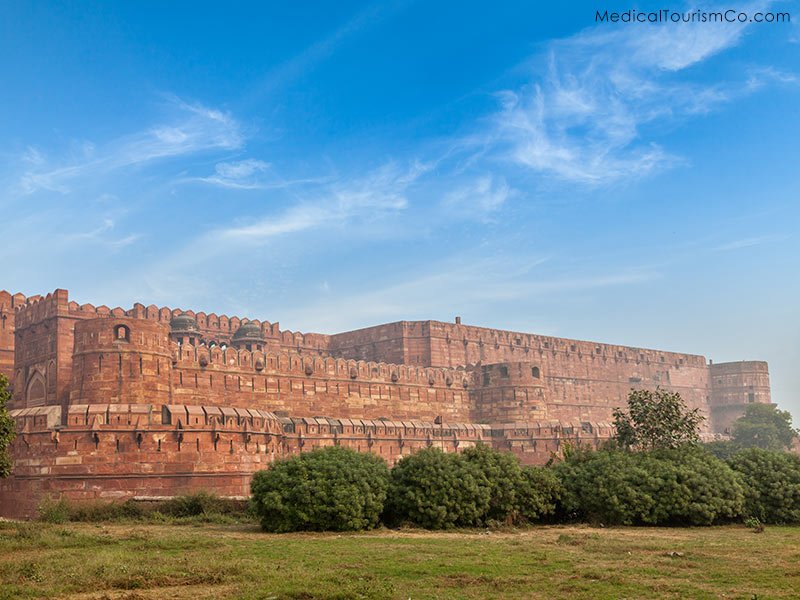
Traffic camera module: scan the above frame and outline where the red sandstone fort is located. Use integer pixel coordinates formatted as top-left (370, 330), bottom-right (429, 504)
top-left (0, 288), bottom-right (771, 517)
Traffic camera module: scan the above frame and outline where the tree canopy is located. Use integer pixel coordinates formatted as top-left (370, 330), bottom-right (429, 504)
top-left (0, 374), bottom-right (16, 478)
top-left (731, 403), bottom-right (797, 451)
top-left (612, 388), bottom-right (703, 451)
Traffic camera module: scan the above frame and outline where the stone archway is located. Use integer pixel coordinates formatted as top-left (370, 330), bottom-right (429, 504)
top-left (25, 372), bottom-right (46, 407)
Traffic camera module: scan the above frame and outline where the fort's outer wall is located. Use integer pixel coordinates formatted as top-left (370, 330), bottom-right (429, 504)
top-left (66, 315), bottom-right (476, 422)
top-left (169, 343), bottom-right (475, 422)
top-left (0, 405), bottom-right (612, 519)
top-left (709, 361), bottom-right (772, 433)
top-left (333, 320), bottom-right (714, 429)
top-left (0, 291), bottom-right (26, 381)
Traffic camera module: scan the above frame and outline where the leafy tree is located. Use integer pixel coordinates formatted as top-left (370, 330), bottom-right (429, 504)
top-left (0, 374), bottom-right (16, 478)
top-left (703, 440), bottom-right (738, 461)
top-left (728, 448), bottom-right (800, 524)
top-left (613, 388), bottom-right (703, 451)
top-left (731, 404), bottom-right (797, 451)
top-left (384, 447), bottom-right (490, 529)
top-left (250, 446), bottom-right (390, 532)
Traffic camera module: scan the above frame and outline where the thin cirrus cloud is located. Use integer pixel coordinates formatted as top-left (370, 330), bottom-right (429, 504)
top-left (485, 2), bottom-right (774, 186)
top-left (216, 160), bottom-right (429, 243)
top-left (184, 159), bottom-right (333, 190)
top-left (16, 97), bottom-right (243, 196)
top-left (712, 234), bottom-right (789, 252)
top-left (190, 159), bottom-right (271, 189)
top-left (442, 175), bottom-right (513, 219)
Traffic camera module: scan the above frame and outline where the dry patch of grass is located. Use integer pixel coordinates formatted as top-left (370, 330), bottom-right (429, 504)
top-left (1, 521), bottom-right (799, 599)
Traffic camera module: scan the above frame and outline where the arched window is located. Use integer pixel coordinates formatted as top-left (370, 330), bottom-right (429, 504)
top-left (531, 366), bottom-right (541, 378)
top-left (114, 324), bottom-right (131, 342)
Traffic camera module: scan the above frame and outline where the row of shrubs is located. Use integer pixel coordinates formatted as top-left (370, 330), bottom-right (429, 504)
top-left (250, 444), bottom-right (800, 531)
top-left (39, 491), bottom-right (252, 524)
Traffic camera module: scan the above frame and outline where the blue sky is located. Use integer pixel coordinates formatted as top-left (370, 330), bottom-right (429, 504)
top-left (1, 1), bottom-right (798, 416)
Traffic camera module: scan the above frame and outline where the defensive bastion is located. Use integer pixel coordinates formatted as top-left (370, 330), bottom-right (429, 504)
top-left (0, 288), bottom-right (771, 517)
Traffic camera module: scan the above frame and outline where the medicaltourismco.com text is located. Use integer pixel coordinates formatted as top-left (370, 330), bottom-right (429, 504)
top-left (596, 9), bottom-right (790, 23)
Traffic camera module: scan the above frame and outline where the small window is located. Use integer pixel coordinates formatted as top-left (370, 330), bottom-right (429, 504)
top-left (748, 393), bottom-right (755, 403)
top-left (483, 373), bottom-right (491, 386)
top-left (531, 367), bottom-right (541, 379)
top-left (499, 366), bottom-right (509, 377)
top-left (570, 344), bottom-right (577, 352)
top-left (114, 325), bottom-right (130, 342)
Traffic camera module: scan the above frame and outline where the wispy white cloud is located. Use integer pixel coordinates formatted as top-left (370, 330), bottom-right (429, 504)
top-left (217, 160), bottom-right (429, 242)
top-left (63, 217), bottom-right (142, 250)
top-left (713, 234), bottom-right (788, 252)
top-left (485, 2), bottom-right (774, 186)
top-left (190, 158), bottom-right (271, 189)
top-left (183, 158), bottom-right (333, 190)
top-left (442, 175), bottom-right (513, 218)
top-left (16, 97), bottom-right (244, 195)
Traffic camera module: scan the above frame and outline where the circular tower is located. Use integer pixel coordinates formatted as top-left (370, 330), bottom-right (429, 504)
top-left (70, 317), bottom-right (172, 406)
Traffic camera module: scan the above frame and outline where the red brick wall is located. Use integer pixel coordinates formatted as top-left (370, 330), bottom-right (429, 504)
top-left (169, 346), bottom-right (473, 422)
top-left (0, 405), bottom-right (610, 518)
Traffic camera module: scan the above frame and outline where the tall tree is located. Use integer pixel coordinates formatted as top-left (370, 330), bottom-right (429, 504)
top-left (731, 403), bottom-right (797, 451)
top-left (0, 374), bottom-right (16, 478)
top-left (613, 388), bottom-right (703, 451)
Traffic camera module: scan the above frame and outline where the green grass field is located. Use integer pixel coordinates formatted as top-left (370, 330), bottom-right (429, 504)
top-left (1, 521), bottom-right (799, 599)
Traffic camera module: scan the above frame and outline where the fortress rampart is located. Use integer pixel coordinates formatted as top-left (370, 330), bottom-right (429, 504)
top-left (0, 288), bottom-right (772, 517)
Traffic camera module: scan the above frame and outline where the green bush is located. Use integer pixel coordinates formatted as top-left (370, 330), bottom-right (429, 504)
top-left (461, 443), bottom-right (526, 524)
top-left (459, 443), bottom-right (563, 524)
top-left (728, 448), bottom-right (800, 524)
top-left (158, 492), bottom-right (244, 518)
top-left (37, 493), bottom-right (249, 523)
top-left (67, 499), bottom-right (145, 521)
top-left (653, 447), bottom-right (744, 525)
top-left (519, 466), bottom-right (563, 521)
top-left (250, 446), bottom-right (390, 532)
top-left (554, 446), bottom-right (744, 525)
top-left (385, 447), bottom-right (490, 529)
top-left (703, 440), bottom-right (739, 461)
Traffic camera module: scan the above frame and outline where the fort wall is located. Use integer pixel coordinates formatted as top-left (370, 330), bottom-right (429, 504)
top-left (0, 288), bottom-right (771, 517)
top-left (0, 405), bottom-right (611, 518)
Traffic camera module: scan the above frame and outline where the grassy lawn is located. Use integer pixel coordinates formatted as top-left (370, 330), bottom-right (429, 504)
top-left (1, 521), bottom-right (799, 599)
